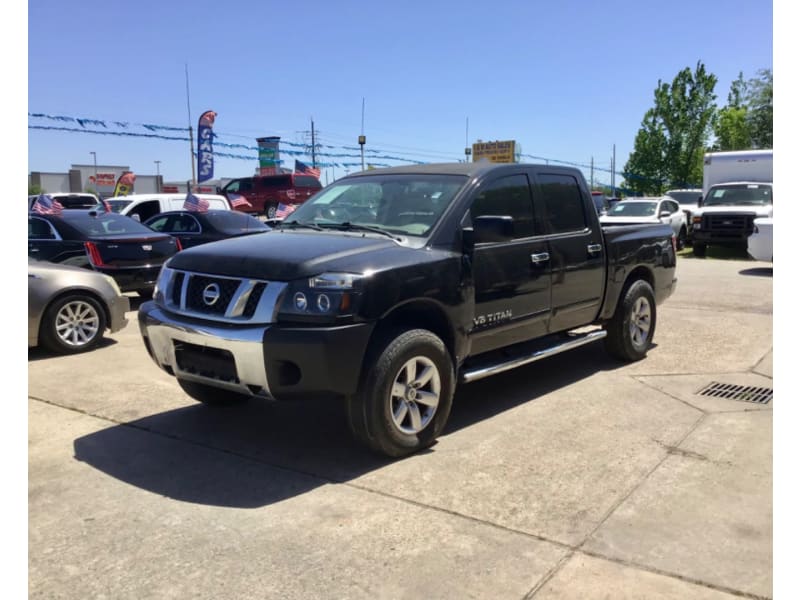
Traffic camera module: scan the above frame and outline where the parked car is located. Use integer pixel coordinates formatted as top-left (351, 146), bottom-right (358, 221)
top-left (747, 217), bottom-right (773, 262)
top-left (108, 193), bottom-right (231, 222)
top-left (219, 173), bottom-right (322, 218)
top-left (590, 191), bottom-right (610, 215)
top-left (28, 257), bottom-right (130, 354)
top-left (143, 210), bottom-right (271, 249)
top-left (139, 162), bottom-right (676, 457)
top-left (28, 210), bottom-right (181, 297)
top-left (600, 197), bottom-right (688, 249)
top-left (29, 193), bottom-right (109, 212)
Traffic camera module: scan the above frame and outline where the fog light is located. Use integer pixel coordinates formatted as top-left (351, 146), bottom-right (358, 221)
top-left (294, 292), bottom-right (308, 311)
top-left (317, 293), bottom-right (331, 312)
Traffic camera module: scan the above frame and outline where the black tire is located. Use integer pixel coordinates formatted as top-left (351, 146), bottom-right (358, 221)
top-left (39, 293), bottom-right (107, 354)
top-left (137, 287), bottom-right (155, 299)
top-left (692, 242), bottom-right (707, 257)
top-left (604, 279), bottom-right (656, 362)
top-left (677, 227), bottom-right (688, 251)
top-left (177, 379), bottom-right (250, 406)
top-left (266, 204), bottom-right (278, 219)
top-left (345, 329), bottom-right (455, 458)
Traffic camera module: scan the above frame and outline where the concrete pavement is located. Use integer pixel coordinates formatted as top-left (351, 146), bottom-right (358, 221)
top-left (28, 257), bottom-right (773, 599)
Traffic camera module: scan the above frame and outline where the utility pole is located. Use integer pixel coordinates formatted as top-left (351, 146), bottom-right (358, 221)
top-left (185, 63), bottom-right (196, 186)
top-left (590, 157), bottom-right (594, 189)
top-left (611, 144), bottom-right (616, 196)
top-left (359, 97), bottom-right (366, 171)
top-left (311, 118), bottom-right (316, 169)
top-left (464, 117), bottom-right (471, 163)
top-left (90, 151), bottom-right (97, 195)
top-left (154, 160), bottom-right (161, 192)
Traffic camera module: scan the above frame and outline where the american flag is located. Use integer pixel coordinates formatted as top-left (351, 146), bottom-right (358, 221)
top-left (276, 203), bottom-right (297, 219)
top-left (295, 160), bottom-right (321, 179)
top-left (183, 192), bottom-right (210, 212)
top-left (228, 193), bottom-right (252, 208)
top-left (32, 194), bottom-right (64, 215)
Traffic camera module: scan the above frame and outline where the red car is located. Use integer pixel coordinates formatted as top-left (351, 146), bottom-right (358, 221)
top-left (219, 174), bottom-right (322, 218)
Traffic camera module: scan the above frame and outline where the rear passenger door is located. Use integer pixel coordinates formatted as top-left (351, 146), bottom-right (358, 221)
top-left (533, 171), bottom-right (605, 333)
top-left (468, 173), bottom-right (551, 355)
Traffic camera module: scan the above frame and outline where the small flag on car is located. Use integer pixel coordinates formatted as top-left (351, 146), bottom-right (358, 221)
top-left (32, 194), bottom-right (64, 215)
top-left (275, 203), bottom-right (297, 219)
top-left (183, 191), bottom-right (210, 212)
top-left (228, 193), bottom-right (252, 208)
top-left (295, 159), bottom-right (321, 179)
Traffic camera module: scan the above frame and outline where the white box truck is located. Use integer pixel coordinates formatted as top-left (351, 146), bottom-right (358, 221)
top-left (691, 150), bottom-right (773, 257)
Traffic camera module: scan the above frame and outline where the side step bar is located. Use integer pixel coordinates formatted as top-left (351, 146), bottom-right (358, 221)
top-left (460, 329), bottom-right (607, 384)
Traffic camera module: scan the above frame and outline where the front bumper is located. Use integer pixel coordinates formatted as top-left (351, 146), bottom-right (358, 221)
top-left (138, 302), bottom-right (374, 401)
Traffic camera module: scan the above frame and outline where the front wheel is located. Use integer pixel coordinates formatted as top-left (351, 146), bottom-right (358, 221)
top-left (692, 242), bottom-right (707, 257)
top-left (39, 294), bottom-right (107, 354)
top-left (604, 279), bottom-right (656, 362)
top-left (266, 204), bottom-right (278, 219)
top-left (677, 227), bottom-right (688, 250)
top-left (345, 329), bottom-right (455, 458)
top-left (177, 379), bottom-right (251, 406)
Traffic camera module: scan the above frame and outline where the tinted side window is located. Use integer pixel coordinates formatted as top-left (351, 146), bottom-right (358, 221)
top-left (470, 174), bottom-right (537, 239)
top-left (29, 217), bottom-right (57, 240)
top-left (295, 176), bottom-right (322, 189)
top-left (146, 215), bottom-right (170, 232)
top-left (174, 214), bottom-right (201, 233)
top-left (539, 174), bottom-right (587, 233)
top-left (260, 176), bottom-right (292, 189)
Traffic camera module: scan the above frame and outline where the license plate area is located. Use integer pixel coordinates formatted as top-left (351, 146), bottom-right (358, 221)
top-left (174, 341), bottom-right (239, 383)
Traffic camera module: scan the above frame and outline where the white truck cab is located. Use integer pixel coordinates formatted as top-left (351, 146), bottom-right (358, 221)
top-left (691, 150), bottom-right (773, 257)
top-left (107, 193), bottom-right (231, 222)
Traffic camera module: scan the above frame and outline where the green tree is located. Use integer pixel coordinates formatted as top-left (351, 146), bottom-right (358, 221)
top-left (746, 68), bottom-right (772, 148)
top-left (712, 72), bottom-right (751, 150)
top-left (28, 183), bottom-right (44, 195)
top-left (623, 62), bottom-right (717, 192)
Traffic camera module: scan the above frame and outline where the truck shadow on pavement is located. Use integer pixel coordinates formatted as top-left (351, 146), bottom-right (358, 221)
top-left (72, 343), bottom-right (629, 509)
top-left (739, 267), bottom-right (772, 277)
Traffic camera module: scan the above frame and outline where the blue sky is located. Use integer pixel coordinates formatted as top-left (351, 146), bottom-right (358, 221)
top-left (27, 0), bottom-right (773, 188)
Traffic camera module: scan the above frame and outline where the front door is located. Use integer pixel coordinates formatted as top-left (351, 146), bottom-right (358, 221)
top-left (468, 173), bottom-right (551, 355)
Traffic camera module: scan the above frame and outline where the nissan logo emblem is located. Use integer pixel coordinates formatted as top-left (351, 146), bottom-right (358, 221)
top-left (202, 283), bottom-right (221, 306)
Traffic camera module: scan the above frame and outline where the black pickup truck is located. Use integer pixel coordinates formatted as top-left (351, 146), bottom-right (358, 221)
top-left (139, 163), bottom-right (677, 457)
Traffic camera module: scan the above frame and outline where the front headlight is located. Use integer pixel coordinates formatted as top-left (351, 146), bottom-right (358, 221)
top-left (153, 264), bottom-right (174, 303)
top-left (278, 272), bottom-right (366, 322)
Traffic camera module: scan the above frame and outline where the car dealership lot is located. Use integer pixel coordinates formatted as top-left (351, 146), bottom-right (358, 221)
top-left (28, 257), bottom-right (773, 599)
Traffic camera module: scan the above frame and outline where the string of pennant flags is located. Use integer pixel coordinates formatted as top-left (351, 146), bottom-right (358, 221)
top-left (29, 111), bottom-right (654, 185)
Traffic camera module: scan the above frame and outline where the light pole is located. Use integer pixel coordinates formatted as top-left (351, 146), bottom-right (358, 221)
top-left (90, 152), bottom-right (97, 196)
top-left (154, 160), bottom-right (161, 193)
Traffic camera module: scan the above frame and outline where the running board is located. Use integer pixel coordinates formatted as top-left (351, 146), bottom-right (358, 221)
top-left (460, 329), bottom-right (607, 384)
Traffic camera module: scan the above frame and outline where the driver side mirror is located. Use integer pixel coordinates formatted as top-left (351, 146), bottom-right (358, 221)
top-left (472, 215), bottom-right (514, 244)
top-left (130, 214), bottom-right (141, 222)
top-left (659, 211), bottom-right (672, 218)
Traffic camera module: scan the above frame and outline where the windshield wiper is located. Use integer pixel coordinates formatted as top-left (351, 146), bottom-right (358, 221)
top-left (321, 222), bottom-right (403, 241)
top-left (277, 220), bottom-right (324, 231)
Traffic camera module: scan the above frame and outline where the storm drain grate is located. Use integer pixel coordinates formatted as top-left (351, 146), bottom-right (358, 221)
top-left (697, 382), bottom-right (772, 404)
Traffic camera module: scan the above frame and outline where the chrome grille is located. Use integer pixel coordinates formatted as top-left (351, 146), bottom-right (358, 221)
top-left (703, 213), bottom-right (756, 237)
top-left (159, 268), bottom-right (287, 324)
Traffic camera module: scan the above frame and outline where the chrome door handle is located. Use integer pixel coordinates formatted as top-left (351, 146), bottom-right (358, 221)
top-left (587, 243), bottom-right (602, 255)
top-left (530, 252), bottom-right (550, 264)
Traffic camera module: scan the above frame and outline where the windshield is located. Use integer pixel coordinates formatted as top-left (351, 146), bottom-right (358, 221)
top-left (107, 199), bottom-right (133, 213)
top-left (704, 184), bottom-right (772, 206)
top-left (666, 190), bottom-right (702, 205)
top-left (285, 174), bottom-right (467, 237)
top-left (607, 202), bottom-right (658, 217)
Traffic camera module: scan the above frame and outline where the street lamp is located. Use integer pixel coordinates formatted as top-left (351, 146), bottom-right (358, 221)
top-left (89, 152), bottom-right (97, 196)
top-left (154, 160), bottom-right (161, 193)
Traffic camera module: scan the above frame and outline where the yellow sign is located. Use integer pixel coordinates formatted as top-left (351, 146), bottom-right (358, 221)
top-left (472, 140), bottom-right (516, 163)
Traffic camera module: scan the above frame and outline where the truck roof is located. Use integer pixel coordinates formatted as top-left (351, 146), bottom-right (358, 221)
top-left (344, 162), bottom-right (581, 179)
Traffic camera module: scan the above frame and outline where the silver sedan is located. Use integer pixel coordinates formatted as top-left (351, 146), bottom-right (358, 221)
top-left (28, 258), bottom-right (130, 354)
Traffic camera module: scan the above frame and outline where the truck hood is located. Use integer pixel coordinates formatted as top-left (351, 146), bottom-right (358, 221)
top-left (166, 229), bottom-right (425, 280)
top-left (697, 205), bottom-right (773, 218)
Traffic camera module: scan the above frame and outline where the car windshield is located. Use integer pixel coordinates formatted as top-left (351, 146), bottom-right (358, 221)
top-left (62, 213), bottom-right (159, 237)
top-left (704, 184), bottom-right (772, 206)
top-left (204, 211), bottom-right (270, 234)
top-left (607, 202), bottom-right (658, 217)
top-left (284, 174), bottom-right (467, 237)
top-left (666, 191), bottom-right (701, 205)
top-left (107, 199), bottom-right (133, 213)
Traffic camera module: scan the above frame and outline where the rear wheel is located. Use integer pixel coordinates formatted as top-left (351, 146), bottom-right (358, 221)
top-left (692, 242), bottom-right (707, 257)
top-left (39, 294), bottom-right (107, 354)
top-left (177, 379), bottom-right (250, 405)
top-left (605, 279), bottom-right (656, 362)
top-left (677, 227), bottom-right (688, 250)
top-left (345, 329), bottom-right (455, 457)
top-left (266, 204), bottom-right (278, 219)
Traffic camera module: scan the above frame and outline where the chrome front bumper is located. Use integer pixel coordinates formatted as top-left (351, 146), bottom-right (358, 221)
top-left (139, 303), bottom-right (273, 398)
